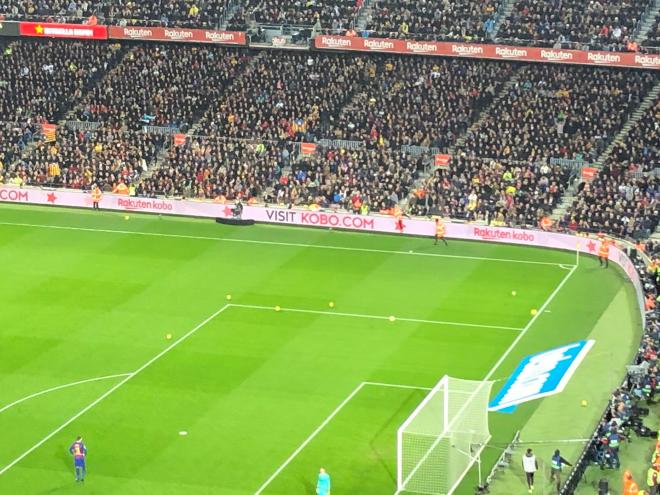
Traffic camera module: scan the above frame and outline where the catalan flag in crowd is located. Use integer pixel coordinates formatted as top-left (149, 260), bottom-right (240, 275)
top-left (42, 123), bottom-right (57, 142)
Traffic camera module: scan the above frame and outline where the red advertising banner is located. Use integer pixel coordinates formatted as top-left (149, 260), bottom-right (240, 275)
top-left (581, 167), bottom-right (599, 180)
top-left (314, 36), bottom-right (660, 70)
top-left (108, 26), bottom-right (246, 45)
top-left (434, 154), bottom-right (451, 168)
top-left (19, 22), bottom-right (108, 39)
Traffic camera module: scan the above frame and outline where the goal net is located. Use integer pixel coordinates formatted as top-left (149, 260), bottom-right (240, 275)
top-left (396, 376), bottom-right (493, 495)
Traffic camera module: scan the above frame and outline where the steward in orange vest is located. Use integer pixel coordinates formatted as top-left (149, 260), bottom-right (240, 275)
top-left (599, 238), bottom-right (613, 268)
top-left (434, 218), bottom-right (448, 246)
top-left (91, 185), bottom-right (102, 210)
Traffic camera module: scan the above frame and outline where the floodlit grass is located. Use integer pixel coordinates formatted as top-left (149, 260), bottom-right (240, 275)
top-left (0, 205), bottom-right (640, 495)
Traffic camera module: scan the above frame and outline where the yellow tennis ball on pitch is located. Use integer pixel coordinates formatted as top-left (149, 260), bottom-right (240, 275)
top-left (329, 301), bottom-right (335, 308)
top-left (166, 333), bottom-right (172, 340)
top-left (226, 294), bottom-right (232, 301)
top-left (124, 215), bottom-right (130, 220)
top-left (530, 309), bottom-right (538, 315)
top-left (581, 399), bottom-right (588, 407)
top-left (275, 305), bottom-right (281, 312)
top-left (511, 290), bottom-right (517, 296)
top-left (389, 315), bottom-right (396, 322)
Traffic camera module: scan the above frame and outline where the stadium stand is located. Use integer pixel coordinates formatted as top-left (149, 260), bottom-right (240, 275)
top-left (408, 156), bottom-right (569, 226)
top-left (328, 57), bottom-right (514, 149)
top-left (228, 0), bottom-right (360, 30)
top-left (4, 125), bottom-right (164, 190)
top-left (0, 0), bottom-right (234, 28)
top-left (643, 14), bottom-right (660, 48)
top-left (199, 52), bottom-right (363, 141)
top-left (498, 0), bottom-right (652, 49)
top-left (363, 0), bottom-right (502, 41)
top-left (75, 45), bottom-right (248, 132)
top-left (0, 40), bottom-right (121, 122)
top-left (459, 65), bottom-right (656, 163)
top-left (562, 95), bottom-right (659, 239)
top-left (0, 121), bottom-right (38, 182)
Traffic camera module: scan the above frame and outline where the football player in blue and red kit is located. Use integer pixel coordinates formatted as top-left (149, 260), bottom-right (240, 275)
top-left (69, 436), bottom-right (87, 482)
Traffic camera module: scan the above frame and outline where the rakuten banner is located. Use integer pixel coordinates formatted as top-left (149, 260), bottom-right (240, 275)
top-left (0, 186), bottom-right (644, 311)
top-left (108, 26), bottom-right (246, 45)
top-left (314, 36), bottom-right (660, 70)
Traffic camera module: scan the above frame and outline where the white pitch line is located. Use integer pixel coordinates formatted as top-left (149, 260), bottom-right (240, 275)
top-left (0, 304), bottom-right (231, 477)
top-left (0, 221), bottom-right (570, 267)
top-left (0, 373), bottom-right (133, 414)
top-left (228, 303), bottom-right (523, 332)
top-left (362, 382), bottom-right (433, 391)
top-left (253, 381), bottom-right (428, 494)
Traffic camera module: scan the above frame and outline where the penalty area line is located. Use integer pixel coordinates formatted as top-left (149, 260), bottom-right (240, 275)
top-left (253, 381), bottom-right (430, 495)
top-left (0, 304), bottom-right (231, 477)
top-left (0, 221), bottom-right (569, 267)
top-left (228, 303), bottom-right (523, 332)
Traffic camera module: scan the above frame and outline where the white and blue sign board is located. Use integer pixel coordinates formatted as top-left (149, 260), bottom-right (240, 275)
top-left (489, 340), bottom-right (595, 413)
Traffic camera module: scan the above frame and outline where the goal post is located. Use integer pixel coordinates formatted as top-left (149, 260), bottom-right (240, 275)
top-left (396, 376), bottom-right (493, 494)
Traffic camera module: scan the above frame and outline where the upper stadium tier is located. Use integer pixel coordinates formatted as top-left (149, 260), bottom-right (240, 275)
top-left (0, 40), bottom-right (657, 239)
top-left (1, 0), bottom-right (659, 49)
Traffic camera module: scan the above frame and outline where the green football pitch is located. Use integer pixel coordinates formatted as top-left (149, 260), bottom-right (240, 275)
top-left (0, 204), bottom-right (641, 495)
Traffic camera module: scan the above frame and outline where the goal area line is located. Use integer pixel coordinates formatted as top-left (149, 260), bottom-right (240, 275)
top-left (253, 381), bottom-right (432, 495)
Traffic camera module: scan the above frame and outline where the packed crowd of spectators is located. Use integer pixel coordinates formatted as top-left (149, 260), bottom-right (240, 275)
top-left (199, 52), bottom-right (363, 142)
top-left (498, 0), bottom-right (651, 49)
top-left (0, 40), bottom-right (120, 122)
top-left (229, 0), bottom-right (360, 29)
top-left (561, 96), bottom-right (659, 239)
top-left (409, 155), bottom-right (569, 226)
top-left (460, 65), bottom-right (655, 163)
top-left (0, 0), bottom-right (233, 28)
top-left (1, 125), bottom-right (164, 190)
top-left (329, 57), bottom-right (514, 149)
top-left (76, 45), bottom-right (248, 131)
top-left (643, 15), bottom-right (660, 48)
top-left (139, 135), bottom-right (423, 213)
top-left (364, 0), bottom-right (502, 42)
top-left (0, 121), bottom-right (37, 174)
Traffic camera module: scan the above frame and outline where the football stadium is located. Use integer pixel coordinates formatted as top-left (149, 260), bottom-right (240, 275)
top-left (0, 2), bottom-right (659, 495)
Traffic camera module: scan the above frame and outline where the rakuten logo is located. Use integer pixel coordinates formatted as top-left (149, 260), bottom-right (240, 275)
top-left (319, 36), bottom-right (352, 48)
top-left (473, 227), bottom-right (535, 242)
top-left (206, 31), bottom-right (235, 42)
top-left (117, 198), bottom-right (173, 211)
top-left (587, 52), bottom-right (621, 64)
top-left (0, 189), bottom-right (29, 202)
top-left (540, 49), bottom-right (573, 61)
top-left (301, 212), bottom-right (375, 230)
top-left (451, 44), bottom-right (484, 56)
top-left (364, 39), bottom-right (394, 50)
top-left (495, 47), bottom-right (528, 58)
top-left (406, 41), bottom-right (438, 53)
top-left (123, 27), bottom-right (152, 38)
top-left (165, 29), bottom-right (193, 41)
top-left (634, 54), bottom-right (660, 67)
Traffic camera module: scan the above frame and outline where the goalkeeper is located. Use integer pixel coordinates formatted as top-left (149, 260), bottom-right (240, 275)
top-left (316, 467), bottom-right (331, 495)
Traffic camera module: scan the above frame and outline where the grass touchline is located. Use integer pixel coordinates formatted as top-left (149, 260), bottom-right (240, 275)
top-left (0, 221), bottom-right (574, 267)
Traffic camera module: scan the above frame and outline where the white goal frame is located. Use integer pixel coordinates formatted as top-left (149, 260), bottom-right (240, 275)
top-left (396, 376), bottom-right (492, 495)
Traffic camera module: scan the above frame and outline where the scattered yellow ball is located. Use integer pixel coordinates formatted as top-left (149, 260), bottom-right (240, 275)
top-left (530, 309), bottom-right (538, 315)
top-left (581, 399), bottom-right (588, 407)
top-left (329, 302), bottom-right (335, 308)
top-left (275, 305), bottom-right (281, 312)
top-left (166, 333), bottom-right (172, 340)
top-left (226, 294), bottom-right (232, 301)
top-left (511, 290), bottom-right (517, 296)
top-left (124, 215), bottom-right (130, 220)
top-left (388, 315), bottom-right (396, 322)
